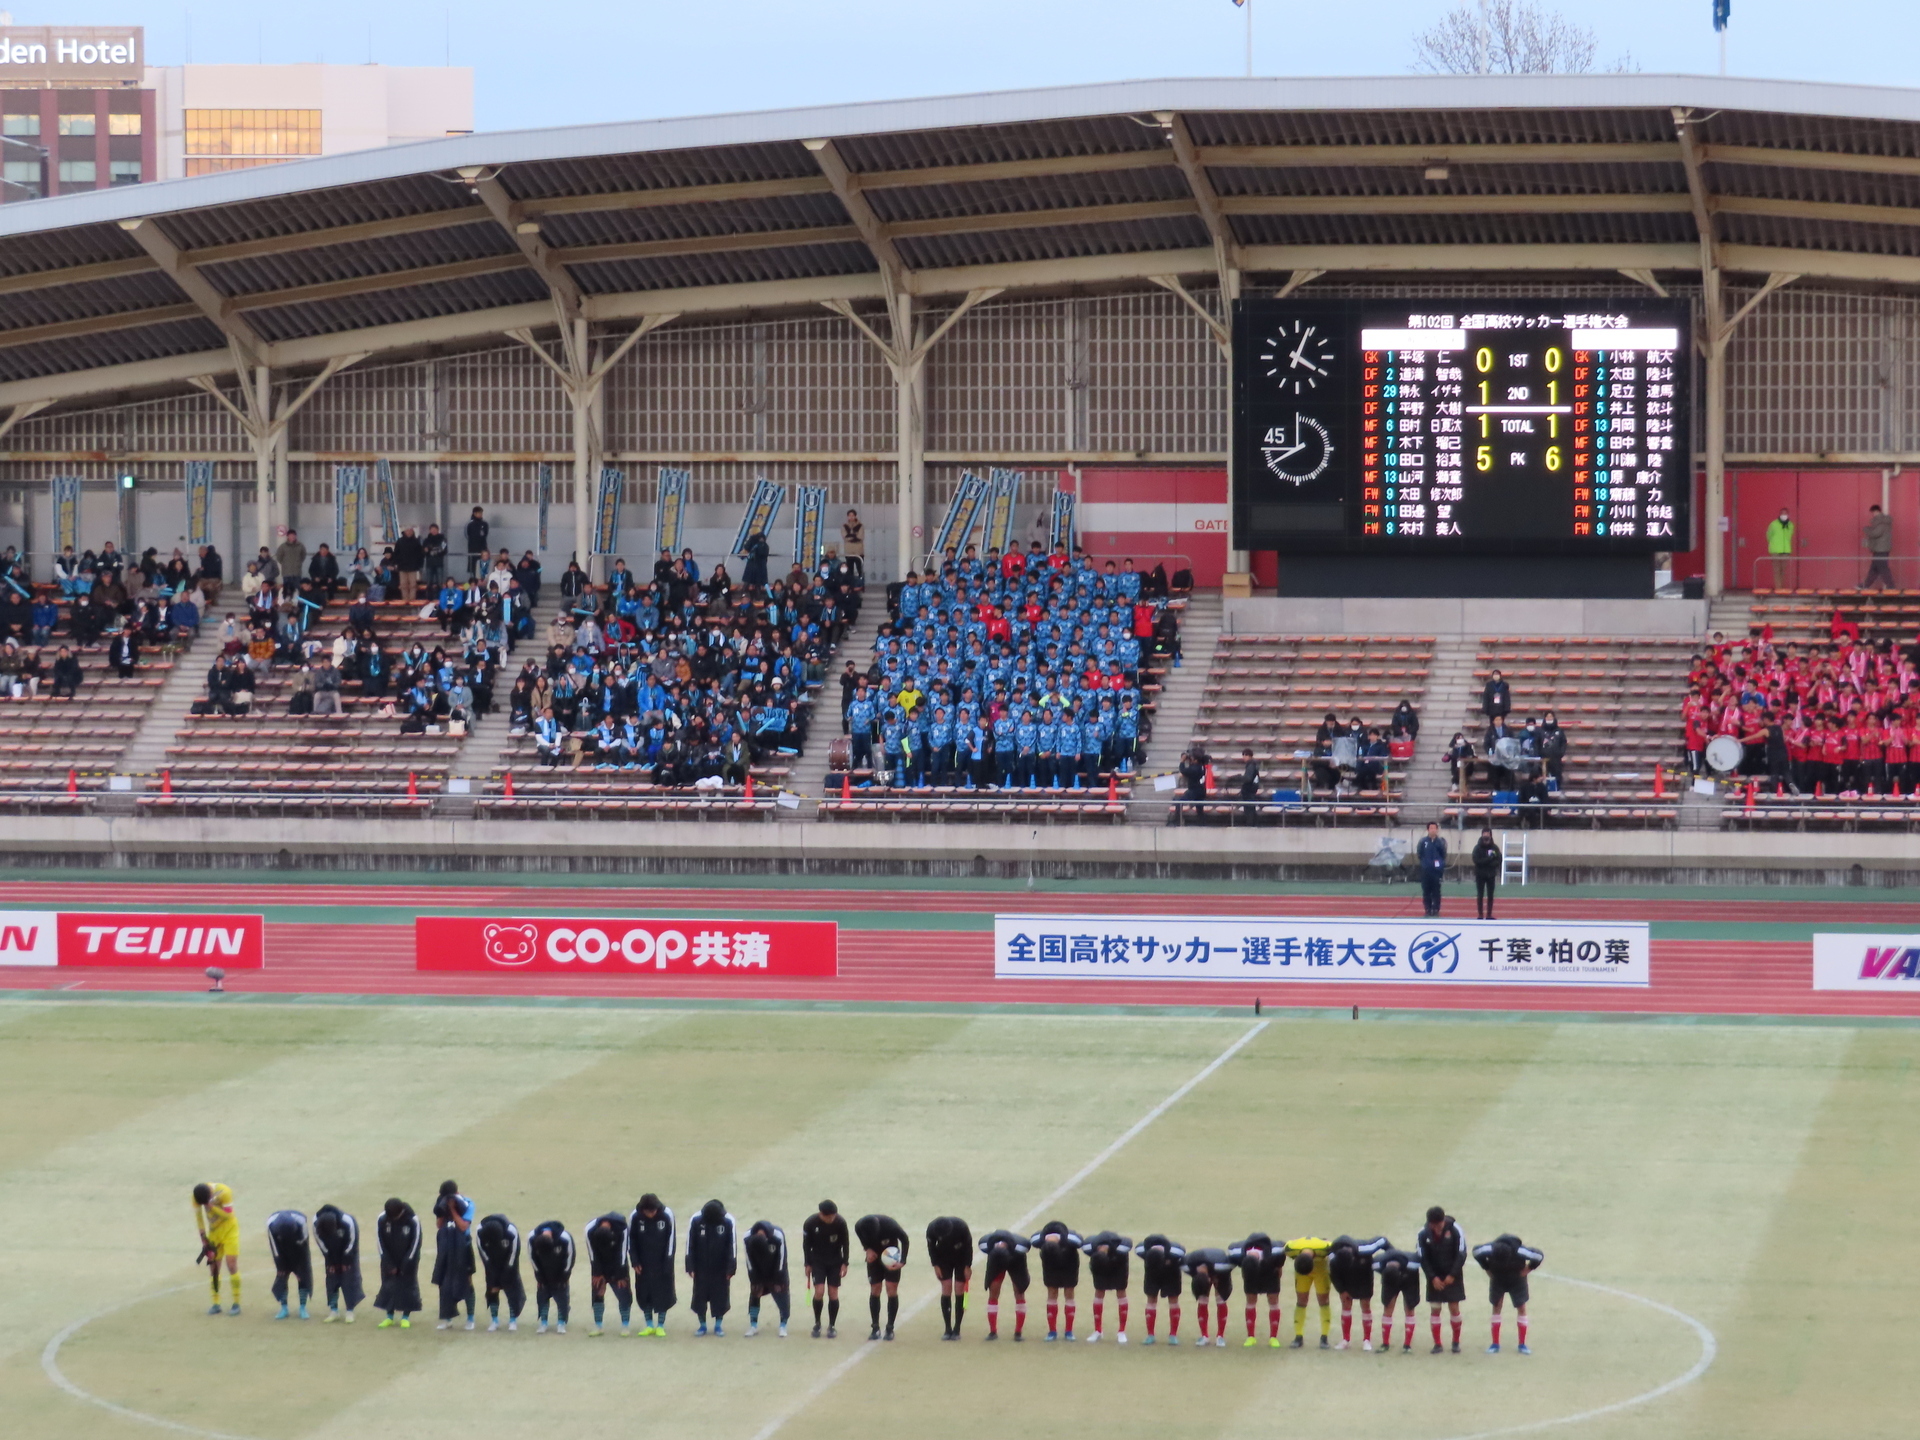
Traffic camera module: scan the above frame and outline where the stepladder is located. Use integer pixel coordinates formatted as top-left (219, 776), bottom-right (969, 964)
top-left (1499, 830), bottom-right (1528, 887)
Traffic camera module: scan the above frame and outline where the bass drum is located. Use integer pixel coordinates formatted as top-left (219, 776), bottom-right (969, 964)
top-left (1704, 735), bottom-right (1746, 774)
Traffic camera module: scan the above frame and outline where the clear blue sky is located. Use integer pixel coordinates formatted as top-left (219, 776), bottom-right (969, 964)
top-left (14, 1), bottom-right (1914, 132)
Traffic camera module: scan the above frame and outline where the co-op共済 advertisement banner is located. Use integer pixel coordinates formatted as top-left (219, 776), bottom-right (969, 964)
top-left (0, 911), bottom-right (265, 968)
top-left (1812, 933), bottom-right (1920, 991)
top-left (416, 916), bottom-right (838, 976)
top-left (994, 915), bottom-right (1649, 986)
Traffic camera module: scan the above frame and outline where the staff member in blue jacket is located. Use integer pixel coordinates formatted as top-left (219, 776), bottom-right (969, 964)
top-left (1416, 821), bottom-right (1448, 917)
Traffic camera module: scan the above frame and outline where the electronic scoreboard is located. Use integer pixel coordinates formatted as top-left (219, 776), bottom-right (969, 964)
top-left (1231, 299), bottom-right (1691, 555)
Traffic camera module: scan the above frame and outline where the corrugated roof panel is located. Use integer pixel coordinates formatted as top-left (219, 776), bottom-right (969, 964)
top-left (155, 174), bottom-right (477, 252)
top-left (244, 271), bottom-right (554, 343)
top-left (1228, 210), bottom-right (1698, 247)
top-left (0, 222), bottom-right (147, 279)
top-left (0, 317), bottom-right (225, 385)
top-left (1186, 107), bottom-right (1677, 148)
top-left (202, 223), bottom-right (522, 299)
top-left (1208, 162), bottom-right (1690, 198)
top-left (1707, 161), bottom-right (1920, 210)
top-left (500, 143), bottom-right (822, 201)
top-left (1720, 212), bottom-right (1920, 258)
top-left (0, 270), bottom-right (190, 333)
top-left (896, 215), bottom-right (1213, 270)
top-left (568, 242), bottom-right (878, 294)
top-left (863, 164), bottom-right (1190, 223)
top-left (1704, 109), bottom-right (1920, 158)
top-left (835, 116), bottom-right (1164, 174)
top-left (534, 192), bottom-right (850, 249)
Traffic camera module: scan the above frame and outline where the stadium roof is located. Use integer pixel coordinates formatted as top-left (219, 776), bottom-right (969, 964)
top-left (5, 72), bottom-right (1920, 410)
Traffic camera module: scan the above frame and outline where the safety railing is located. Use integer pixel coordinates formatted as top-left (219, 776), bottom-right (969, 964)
top-left (1747, 554), bottom-right (1920, 593)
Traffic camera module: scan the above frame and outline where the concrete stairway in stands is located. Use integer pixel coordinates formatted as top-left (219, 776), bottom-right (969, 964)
top-left (115, 601), bottom-right (238, 788)
top-left (1399, 631), bottom-right (1483, 824)
top-left (1708, 592), bottom-right (1755, 642)
top-left (783, 600), bottom-right (874, 819)
top-left (449, 589), bottom-right (561, 784)
top-left (1128, 589), bottom-right (1222, 813)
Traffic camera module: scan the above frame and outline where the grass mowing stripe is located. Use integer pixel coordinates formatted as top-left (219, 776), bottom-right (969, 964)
top-left (745, 1019), bottom-right (1269, 1440)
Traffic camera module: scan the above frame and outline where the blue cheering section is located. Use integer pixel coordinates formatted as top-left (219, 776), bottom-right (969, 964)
top-left (791, 483), bottom-right (826, 567)
top-left (183, 460), bottom-right (213, 548)
top-left (592, 465), bottom-right (625, 556)
top-left (654, 466), bottom-right (689, 557)
top-left (994, 915), bottom-right (1650, 986)
top-left (733, 478), bottom-right (785, 558)
top-left (333, 465), bottom-right (366, 552)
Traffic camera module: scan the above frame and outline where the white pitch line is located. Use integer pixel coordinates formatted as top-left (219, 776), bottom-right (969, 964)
top-left (1438, 1274), bottom-right (1718, 1440)
top-left (746, 1018), bottom-right (1271, 1440)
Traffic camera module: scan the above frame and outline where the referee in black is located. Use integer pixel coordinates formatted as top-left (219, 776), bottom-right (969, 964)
top-left (854, 1212), bottom-right (909, 1341)
top-left (802, 1200), bottom-right (850, 1338)
top-left (925, 1215), bottom-right (973, 1340)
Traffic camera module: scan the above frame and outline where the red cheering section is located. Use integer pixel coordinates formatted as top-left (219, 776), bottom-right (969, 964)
top-left (55, 913), bottom-right (265, 968)
top-left (416, 916), bottom-right (838, 976)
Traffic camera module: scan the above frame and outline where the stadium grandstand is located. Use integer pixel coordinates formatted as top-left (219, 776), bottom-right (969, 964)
top-left (3, 71), bottom-right (1920, 878)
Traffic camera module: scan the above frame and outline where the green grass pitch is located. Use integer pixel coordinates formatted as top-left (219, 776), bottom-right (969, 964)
top-left (0, 999), bottom-right (1912, 1440)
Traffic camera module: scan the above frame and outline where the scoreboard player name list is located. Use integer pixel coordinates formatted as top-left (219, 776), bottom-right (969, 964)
top-left (1360, 312), bottom-right (1682, 543)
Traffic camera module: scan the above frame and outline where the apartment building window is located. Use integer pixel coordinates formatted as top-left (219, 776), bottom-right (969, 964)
top-left (57, 114), bottom-right (97, 137)
top-left (2, 160), bottom-right (43, 198)
top-left (58, 159), bottom-right (97, 184)
top-left (2, 114), bottom-right (40, 137)
top-left (108, 113), bottom-right (142, 136)
top-left (184, 109), bottom-right (320, 175)
top-left (109, 160), bottom-right (141, 185)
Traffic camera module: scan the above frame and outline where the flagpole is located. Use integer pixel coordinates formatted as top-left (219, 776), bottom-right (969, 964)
top-left (1245, 0), bottom-right (1253, 77)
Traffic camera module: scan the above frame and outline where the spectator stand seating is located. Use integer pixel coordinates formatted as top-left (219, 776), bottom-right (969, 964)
top-left (142, 593), bottom-right (471, 818)
top-left (1448, 636), bottom-right (1688, 829)
top-left (819, 551), bottom-right (1175, 823)
top-left (1746, 587), bottom-right (1920, 649)
top-left (1192, 634), bottom-right (1434, 826)
top-left (0, 583), bottom-right (193, 812)
top-left (475, 559), bottom-right (855, 822)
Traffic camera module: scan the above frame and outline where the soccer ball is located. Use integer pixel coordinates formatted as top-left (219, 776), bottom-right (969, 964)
top-left (882, 1244), bottom-right (903, 1270)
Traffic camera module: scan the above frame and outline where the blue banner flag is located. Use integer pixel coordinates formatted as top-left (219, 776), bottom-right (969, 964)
top-left (333, 465), bottom-right (366, 552)
top-left (984, 468), bottom-right (1021, 556)
top-left (184, 460), bottom-right (214, 548)
top-left (792, 484), bottom-right (827, 568)
top-left (592, 465), bottom-right (625, 556)
top-left (654, 466), bottom-right (690, 557)
top-left (1049, 489), bottom-right (1077, 553)
top-left (733, 478), bottom-right (786, 558)
top-left (50, 475), bottom-right (80, 556)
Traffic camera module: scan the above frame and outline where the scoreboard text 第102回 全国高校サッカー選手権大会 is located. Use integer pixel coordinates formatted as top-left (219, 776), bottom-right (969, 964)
top-left (1231, 299), bottom-right (1691, 556)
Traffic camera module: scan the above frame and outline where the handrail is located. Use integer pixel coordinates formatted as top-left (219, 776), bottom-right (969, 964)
top-left (1748, 553), bottom-right (1920, 594)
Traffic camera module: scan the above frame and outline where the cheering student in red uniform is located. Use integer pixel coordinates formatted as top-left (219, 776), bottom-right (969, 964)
top-left (1842, 716), bottom-right (1865, 793)
top-left (1863, 714), bottom-right (1887, 793)
top-left (1819, 721), bottom-right (1846, 794)
top-left (1889, 715), bottom-right (1910, 793)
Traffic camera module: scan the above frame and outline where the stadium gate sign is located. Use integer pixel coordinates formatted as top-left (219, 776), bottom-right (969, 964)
top-left (1812, 933), bottom-right (1920, 990)
top-left (0, 911), bottom-right (265, 967)
top-left (416, 916), bottom-right (838, 976)
top-left (993, 915), bottom-right (1648, 986)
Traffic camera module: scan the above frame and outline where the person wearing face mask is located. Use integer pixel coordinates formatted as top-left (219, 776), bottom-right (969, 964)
top-left (1767, 507), bottom-right (1795, 591)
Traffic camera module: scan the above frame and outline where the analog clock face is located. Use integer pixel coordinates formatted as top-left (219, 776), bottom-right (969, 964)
top-left (1258, 320), bottom-right (1337, 395)
top-left (1260, 412), bottom-right (1332, 485)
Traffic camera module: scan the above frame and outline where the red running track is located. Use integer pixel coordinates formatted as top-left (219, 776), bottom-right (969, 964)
top-left (5, 921), bottom-right (1917, 1019)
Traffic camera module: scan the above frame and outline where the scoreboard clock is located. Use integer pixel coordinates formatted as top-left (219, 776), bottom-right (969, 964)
top-left (1231, 298), bottom-right (1692, 556)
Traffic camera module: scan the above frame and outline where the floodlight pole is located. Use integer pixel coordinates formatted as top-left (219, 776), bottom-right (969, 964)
top-left (1245, 1), bottom-right (1253, 78)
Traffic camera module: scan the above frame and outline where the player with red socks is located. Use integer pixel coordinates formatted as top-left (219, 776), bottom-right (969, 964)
top-left (1372, 1240), bottom-right (1421, 1353)
top-left (1473, 1234), bottom-right (1544, 1354)
top-left (1135, 1234), bottom-right (1185, 1345)
top-left (1328, 1235), bottom-right (1388, 1350)
top-left (1417, 1206), bottom-right (1468, 1354)
top-left (976, 1229), bottom-right (1031, 1341)
top-left (1226, 1232), bottom-right (1285, 1347)
top-left (1180, 1245), bottom-right (1235, 1347)
top-left (1029, 1220), bottom-right (1083, 1342)
top-left (1078, 1231), bottom-right (1131, 1343)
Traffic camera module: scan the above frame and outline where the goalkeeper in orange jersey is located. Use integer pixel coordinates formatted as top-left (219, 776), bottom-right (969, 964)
top-left (192, 1182), bottom-right (242, 1315)
top-left (1284, 1235), bottom-right (1334, 1349)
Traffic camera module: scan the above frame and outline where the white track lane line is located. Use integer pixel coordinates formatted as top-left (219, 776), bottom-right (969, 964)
top-left (746, 1018), bottom-right (1271, 1440)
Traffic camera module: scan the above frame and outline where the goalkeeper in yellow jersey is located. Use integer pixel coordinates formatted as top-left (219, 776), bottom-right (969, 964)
top-left (192, 1182), bottom-right (242, 1315)
top-left (1284, 1235), bottom-right (1333, 1349)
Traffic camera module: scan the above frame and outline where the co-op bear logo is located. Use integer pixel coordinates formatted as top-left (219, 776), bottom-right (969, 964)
top-left (482, 923), bottom-right (541, 967)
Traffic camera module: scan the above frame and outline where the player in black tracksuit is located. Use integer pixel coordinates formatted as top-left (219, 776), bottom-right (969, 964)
top-left (1328, 1234), bottom-right (1388, 1350)
top-left (854, 1213), bottom-right (909, 1341)
top-left (925, 1215), bottom-right (973, 1340)
top-left (1135, 1234), bottom-right (1186, 1345)
top-left (628, 1194), bottom-right (676, 1335)
top-left (264, 1208), bottom-right (313, 1321)
top-left (977, 1229), bottom-right (1031, 1340)
top-left (374, 1198), bottom-right (423, 1328)
top-left (1473, 1234), bottom-right (1545, 1354)
top-left (431, 1194), bottom-right (477, 1329)
top-left (585, 1211), bottom-right (633, 1336)
top-left (802, 1200), bottom-right (850, 1338)
top-left (1373, 1240), bottom-right (1422, 1353)
top-left (1030, 1221), bottom-right (1083, 1341)
top-left (476, 1213), bottom-right (526, 1332)
top-left (744, 1219), bottom-right (790, 1337)
top-left (1181, 1246), bottom-right (1236, 1346)
top-left (1227, 1232), bottom-right (1286, 1347)
top-left (685, 1199), bottom-right (737, 1336)
top-left (1080, 1231), bottom-right (1131, 1344)
top-left (529, 1220), bottom-right (574, 1333)
top-left (313, 1204), bottom-right (363, 1323)
top-left (1417, 1207), bottom-right (1468, 1353)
